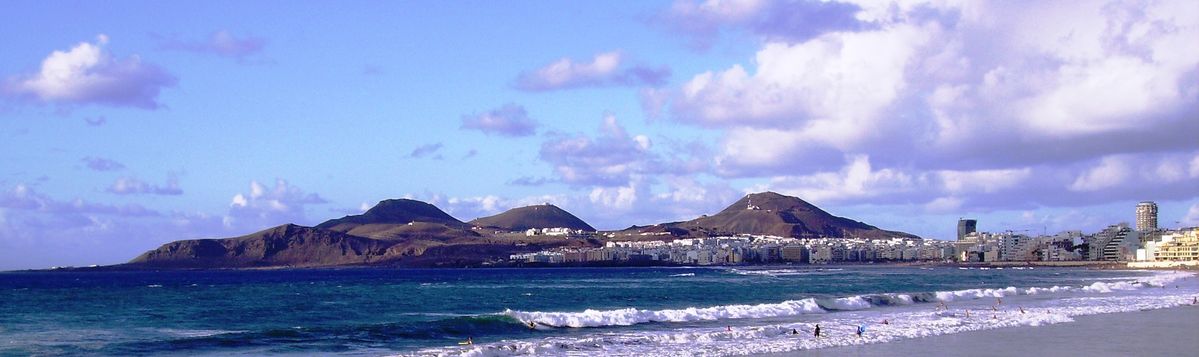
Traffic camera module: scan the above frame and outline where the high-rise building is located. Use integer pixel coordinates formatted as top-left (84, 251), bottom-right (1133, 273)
top-left (957, 219), bottom-right (977, 240)
top-left (1136, 201), bottom-right (1158, 231)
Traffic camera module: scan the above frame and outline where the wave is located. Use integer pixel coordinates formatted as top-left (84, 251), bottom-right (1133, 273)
top-left (416, 285), bottom-right (1197, 357)
top-left (117, 315), bottom-right (532, 354)
top-left (504, 299), bottom-right (825, 328)
top-left (500, 271), bottom-right (1193, 329)
top-left (727, 268), bottom-right (843, 277)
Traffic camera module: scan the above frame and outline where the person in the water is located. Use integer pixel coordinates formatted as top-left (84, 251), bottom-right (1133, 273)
top-left (814, 324), bottom-right (821, 337)
top-left (856, 325), bottom-right (865, 337)
top-left (792, 328), bottom-right (799, 335)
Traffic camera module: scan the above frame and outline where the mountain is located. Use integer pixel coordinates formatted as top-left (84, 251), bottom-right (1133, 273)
top-left (129, 224), bottom-right (393, 268)
top-left (668, 192), bottom-right (918, 239)
top-left (315, 199), bottom-right (477, 240)
top-left (469, 204), bottom-right (596, 232)
top-left (124, 192), bottom-right (916, 269)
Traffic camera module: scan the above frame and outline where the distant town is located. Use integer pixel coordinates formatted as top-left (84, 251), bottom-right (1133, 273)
top-left (511, 201), bottom-right (1199, 268)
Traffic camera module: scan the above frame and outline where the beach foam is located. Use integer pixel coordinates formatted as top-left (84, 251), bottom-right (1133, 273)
top-left (504, 299), bottom-right (826, 328)
top-left (502, 271), bottom-right (1192, 329)
top-left (414, 271), bottom-right (1198, 356)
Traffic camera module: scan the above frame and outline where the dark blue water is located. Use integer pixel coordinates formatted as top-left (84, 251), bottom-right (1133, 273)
top-left (0, 267), bottom-right (1184, 356)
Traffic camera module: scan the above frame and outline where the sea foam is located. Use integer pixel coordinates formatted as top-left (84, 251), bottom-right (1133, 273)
top-left (504, 299), bottom-right (826, 328)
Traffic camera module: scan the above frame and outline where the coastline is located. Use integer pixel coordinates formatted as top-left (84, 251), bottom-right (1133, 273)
top-left (14, 259), bottom-right (1193, 273)
top-left (805, 305), bottom-right (1199, 357)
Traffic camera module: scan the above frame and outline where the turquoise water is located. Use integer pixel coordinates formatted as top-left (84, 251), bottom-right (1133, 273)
top-left (0, 267), bottom-right (1195, 356)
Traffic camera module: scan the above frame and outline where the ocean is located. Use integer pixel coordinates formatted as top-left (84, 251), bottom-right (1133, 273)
top-left (0, 266), bottom-right (1195, 356)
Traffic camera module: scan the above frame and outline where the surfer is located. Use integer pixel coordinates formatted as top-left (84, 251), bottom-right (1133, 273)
top-left (1019, 306), bottom-right (1025, 314)
top-left (463, 337), bottom-right (473, 345)
top-left (727, 326), bottom-right (732, 332)
top-left (882, 319), bottom-right (889, 325)
top-left (814, 324), bottom-right (821, 338)
top-left (856, 324), bottom-right (865, 337)
top-left (528, 321), bottom-right (537, 329)
top-left (965, 309), bottom-right (970, 318)
top-left (792, 328), bottom-right (799, 335)
top-left (997, 297), bottom-right (1002, 305)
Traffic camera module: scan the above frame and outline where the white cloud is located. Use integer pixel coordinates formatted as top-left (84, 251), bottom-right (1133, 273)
top-left (0, 184), bottom-right (158, 217)
top-left (589, 181), bottom-right (639, 211)
top-left (3, 35), bottom-right (176, 109)
top-left (1069, 156), bottom-right (1130, 192)
top-left (540, 114), bottom-right (658, 186)
top-left (757, 155), bottom-right (920, 205)
top-left (159, 30), bottom-right (266, 61)
top-left (515, 51), bottom-right (669, 91)
top-left (460, 103), bottom-right (538, 137)
top-left (1190, 153), bottom-right (1199, 178)
top-left (662, 0), bottom-right (1199, 180)
top-left (674, 24), bottom-right (929, 129)
top-left (923, 196), bottom-right (963, 213)
top-left (1183, 203), bottom-right (1199, 227)
top-left (108, 176), bottom-right (183, 196)
top-left (938, 168), bottom-right (1031, 194)
top-left (223, 179), bottom-right (326, 230)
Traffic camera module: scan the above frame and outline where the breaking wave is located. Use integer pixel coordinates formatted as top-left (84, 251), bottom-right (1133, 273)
top-left (501, 271), bottom-right (1192, 329)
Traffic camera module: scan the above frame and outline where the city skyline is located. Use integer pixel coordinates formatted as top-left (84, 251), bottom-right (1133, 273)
top-left (2, 0), bottom-right (1199, 270)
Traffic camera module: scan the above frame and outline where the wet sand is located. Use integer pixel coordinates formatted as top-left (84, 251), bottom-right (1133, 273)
top-left (808, 306), bottom-right (1199, 356)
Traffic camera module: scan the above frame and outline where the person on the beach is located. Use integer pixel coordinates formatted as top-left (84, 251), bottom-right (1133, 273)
top-left (814, 324), bottom-right (821, 337)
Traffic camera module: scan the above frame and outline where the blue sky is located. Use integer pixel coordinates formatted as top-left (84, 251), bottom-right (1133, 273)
top-left (2, 0), bottom-right (1198, 270)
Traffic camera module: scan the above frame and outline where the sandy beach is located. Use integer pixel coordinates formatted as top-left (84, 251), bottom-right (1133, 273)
top-left (809, 305), bottom-right (1199, 356)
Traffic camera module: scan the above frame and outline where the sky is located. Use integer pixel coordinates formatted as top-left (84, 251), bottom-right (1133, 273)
top-left (1, 0), bottom-right (1198, 270)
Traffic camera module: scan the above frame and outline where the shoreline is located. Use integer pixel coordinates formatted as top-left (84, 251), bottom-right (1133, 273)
top-left (10, 260), bottom-right (1194, 273)
top-left (806, 305), bottom-right (1199, 357)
